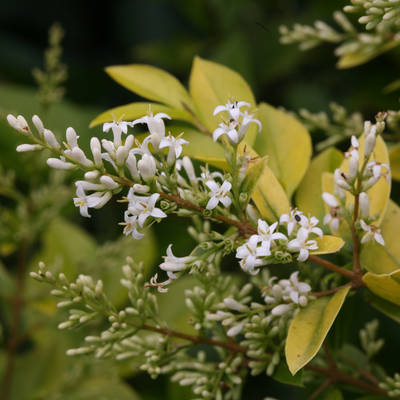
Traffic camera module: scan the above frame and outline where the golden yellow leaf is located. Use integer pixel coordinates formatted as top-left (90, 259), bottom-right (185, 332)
top-left (286, 286), bottom-right (351, 375)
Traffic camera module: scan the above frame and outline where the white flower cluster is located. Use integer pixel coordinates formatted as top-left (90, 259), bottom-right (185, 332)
top-left (322, 115), bottom-right (389, 245)
top-left (264, 271), bottom-right (312, 316)
top-left (235, 211), bottom-right (322, 276)
top-left (212, 99), bottom-right (262, 145)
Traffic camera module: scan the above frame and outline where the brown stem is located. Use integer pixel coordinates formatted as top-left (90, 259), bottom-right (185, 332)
top-left (313, 283), bottom-right (353, 298)
top-left (305, 364), bottom-right (389, 397)
top-left (1, 239), bottom-right (29, 400)
top-left (158, 192), bottom-right (257, 235)
top-left (323, 341), bottom-right (336, 371)
top-left (339, 353), bottom-right (381, 386)
top-left (142, 324), bottom-right (248, 354)
top-left (308, 255), bottom-right (364, 284)
top-left (142, 323), bottom-right (389, 397)
top-left (308, 378), bottom-right (334, 400)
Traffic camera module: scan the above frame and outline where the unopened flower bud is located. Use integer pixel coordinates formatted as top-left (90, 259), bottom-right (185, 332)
top-left (349, 157), bottom-right (359, 178)
top-left (375, 121), bottom-right (385, 134)
top-left (84, 170), bottom-right (99, 180)
top-left (359, 192), bottom-right (370, 219)
top-left (44, 129), bottom-right (60, 149)
top-left (364, 133), bottom-right (376, 157)
top-left (271, 304), bottom-right (291, 316)
top-left (226, 322), bottom-right (244, 337)
top-left (100, 175), bottom-right (119, 189)
top-left (17, 144), bottom-right (44, 152)
top-left (364, 121), bottom-right (371, 135)
top-left (32, 115), bottom-right (44, 136)
top-left (224, 298), bottom-right (248, 312)
top-left (66, 127), bottom-right (79, 149)
top-left (116, 146), bottom-right (127, 165)
top-left (336, 179), bottom-right (352, 191)
top-left (138, 154), bottom-right (157, 181)
top-left (47, 158), bottom-right (77, 170)
top-left (101, 139), bottom-right (116, 158)
top-left (362, 175), bottom-right (380, 191)
top-left (71, 147), bottom-right (93, 167)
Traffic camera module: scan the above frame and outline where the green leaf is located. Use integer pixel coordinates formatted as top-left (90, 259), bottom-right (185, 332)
top-left (389, 142), bottom-right (400, 182)
top-left (360, 200), bottom-right (400, 274)
top-left (189, 56), bottom-right (258, 146)
top-left (364, 290), bottom-right (400, 323)
top-left (363, 269), bottom-right (400, 306)
top-left (309, 235), bottom-right (345, 256)
top-left (339, 133), bottom-right (391, 228)
top-left (314, 388), bottom-right (344, 400)
top-left (336, 40), bottom-right (400, 69)
top-left (240, 155), bottom-right (269, 206)
top-left (105, 64), bottom-right (193, 110)
top-left (295, 148), bottom-right (343, 228)
top-left (253, 102), bottom-right (312, 198)
top-left (60, 377), bottom-right (141, 400)
top-left (285, 286), bottom-right (351, 375)
top-left (157, 274), bottom-right (197, 334)
top-left (272, 359), bottom-right (304, 387)
top-left (354, 396), bottom-right (389, 400)
top-left (89, 102), bottom-right (194, 128)
top-left (382, 78), bottom-right (400, 94)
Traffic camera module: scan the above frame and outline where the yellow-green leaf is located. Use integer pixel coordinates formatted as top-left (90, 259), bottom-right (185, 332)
top-left (364, 290), bottom-right (400, 323)
top-left (309, 235), bottom-right (345, 256)
top-left (363, 269), bottom-right (400, 306)
top-left (360, 200), bottom-right (400, 274)
top-left (189, 56), bottom-right (258, 146)
top-left (286, 286), bottom-right (351, 375)
top-left (239, 142), bottom-right (290, 223)
top-left (105, 64), bottom-right (193, 110)
top-left (89, 102), bottom-right (194, 128)
top-left (252, 103), bottom-right (312, 198)
top-left (167, 126), bottom-right (228, 170)
top-left (389, 142), bottom-right (400, 181)
top-left (240, 155), bottom-right (269, 202)
top-left (295, 148), bottom-right (343, 226)
top-left (337, 40), bottom-right (400, 69)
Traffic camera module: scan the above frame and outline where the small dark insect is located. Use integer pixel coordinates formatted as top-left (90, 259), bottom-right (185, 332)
top-left (295, 214), bottom-right (301, 222)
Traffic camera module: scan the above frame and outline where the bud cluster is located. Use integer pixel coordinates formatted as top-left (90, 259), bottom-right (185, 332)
top-left (322, 114), bottom-right (389, 244)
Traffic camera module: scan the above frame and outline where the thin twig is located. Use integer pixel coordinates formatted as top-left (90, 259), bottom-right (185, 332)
top-left (182, 102), bottom-right (213, 138)
top-left (313, 283), bottom-right (353, 298)
top-left (308, 378), bottom-right (334, 400)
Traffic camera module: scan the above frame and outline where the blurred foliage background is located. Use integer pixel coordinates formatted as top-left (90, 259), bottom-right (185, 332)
top-left (1, 1), bottom-right (400, 399)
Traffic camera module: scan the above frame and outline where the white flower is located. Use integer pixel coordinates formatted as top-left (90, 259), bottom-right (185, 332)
top-left (205, 180), bottom-right (232, 209)
top-left (133, 110), bottom-right (171, 151)
top-left (103, 114), bottom-right (132, 149)
top-left (120, 211), bottom-right (145, 240)
top-left (280, 208), bottom-right (303, 236)
top-left (299, 215), bottom-right (323, 238)
top-left (365, 161), bottom-right (390, 180)
top-left (73, 185), bottom-right (104, 218)
top-left (360, 220), bottom-right (385, 246)
top-left (213, 100), bottom-right (251, 121)
top-left (236, 235), bottom-right (271, 274)
top-left (256, 220), bottom-right (288, 250)
top-left (344, 135), bottom-right (360, 161)
top-left (159, 244), bottom-right (195, 272)
top-left (135, 193), bottom-right (167, 227)
top-left (213, 121), bottom-right (239, 144)
top-left (238, 110), bottom-right (262, 140)
top-left (322, 192), bottom-right (342, 232)
top-left (159, 133), bottom-right (189, 158)
top-left (286, 227), bottom-right (318, 262)
top-left (283, 271), bottom-right (312, 304)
